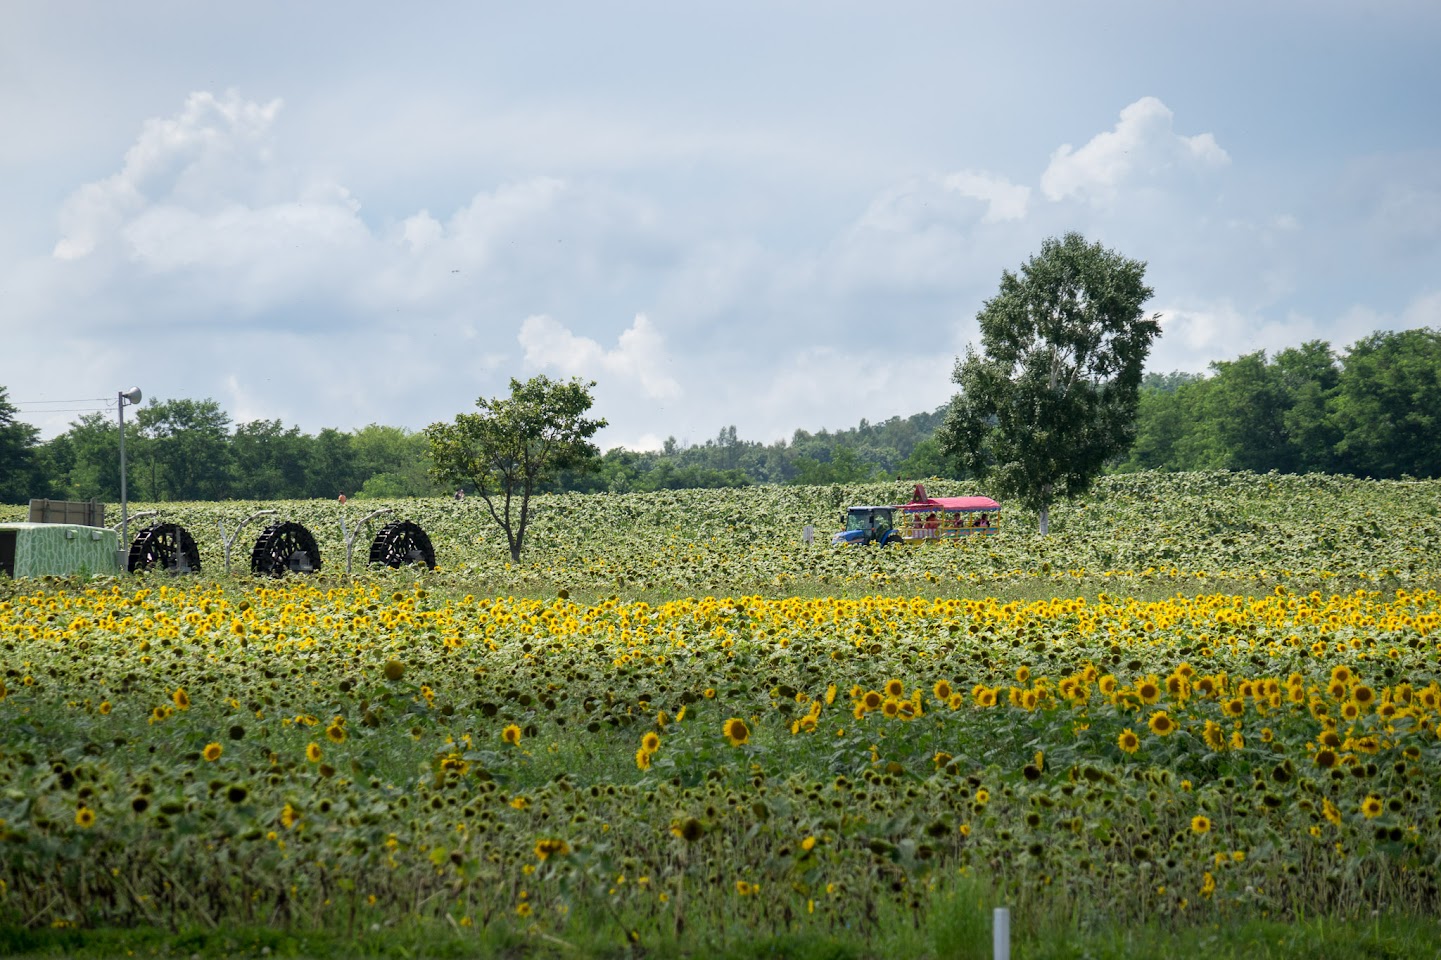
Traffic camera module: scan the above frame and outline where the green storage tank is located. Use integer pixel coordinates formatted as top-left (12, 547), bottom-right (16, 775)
top-left (0, 523), bottom-right (121, 579)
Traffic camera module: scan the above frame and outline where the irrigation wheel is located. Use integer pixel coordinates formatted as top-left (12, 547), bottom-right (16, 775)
top-left (250, 521), bottom-right (322, 577)
top-left (127, 522), bottom-right (201, 574)
top-left (369, 520), bottom-right (437, 569)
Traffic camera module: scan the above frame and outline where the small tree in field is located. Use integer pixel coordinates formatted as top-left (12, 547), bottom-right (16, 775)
top-left (939, 233), bottom-right (1160, 534)
top-left (425, 376), bottom-right (606, 561)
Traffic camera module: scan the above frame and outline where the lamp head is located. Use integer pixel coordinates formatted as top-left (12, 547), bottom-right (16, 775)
top-left (119, 387), bottom-right (142, 405)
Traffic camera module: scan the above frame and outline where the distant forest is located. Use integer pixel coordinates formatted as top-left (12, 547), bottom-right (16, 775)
top-left (1, 327), bottom-right (1438, 505)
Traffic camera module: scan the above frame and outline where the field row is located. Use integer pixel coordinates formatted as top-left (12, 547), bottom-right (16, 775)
top-left (0, 582), bottom-right (1438, 936)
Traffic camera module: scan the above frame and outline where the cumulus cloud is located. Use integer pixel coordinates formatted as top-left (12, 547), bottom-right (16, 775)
top-left (518, 313), bottom-right (682, 401)
top-left (55, 91), bottom-right (284, 260)
top-left (1041, 96), bottom-right (1229, 205)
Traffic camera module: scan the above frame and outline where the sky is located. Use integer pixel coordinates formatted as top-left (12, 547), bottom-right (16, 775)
top-left (3, 1), bottom-right (1439, 450)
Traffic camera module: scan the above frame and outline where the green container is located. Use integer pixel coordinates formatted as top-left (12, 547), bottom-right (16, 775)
top-left (0, 523), bottom-right (121, 579)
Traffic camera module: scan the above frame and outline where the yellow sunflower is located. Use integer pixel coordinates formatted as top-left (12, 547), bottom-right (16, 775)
top-left (723, 717), bottom-right (750, 747)
top-left (1147, 711), bottom-right (1176, 737)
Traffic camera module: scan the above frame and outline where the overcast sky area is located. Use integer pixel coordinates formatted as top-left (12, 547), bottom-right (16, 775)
top-left (3, 2), bottom-right (1439, 450)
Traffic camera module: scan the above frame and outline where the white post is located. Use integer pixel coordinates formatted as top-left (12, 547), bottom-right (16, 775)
top-left (993, 907), bottom-right (1010, 960)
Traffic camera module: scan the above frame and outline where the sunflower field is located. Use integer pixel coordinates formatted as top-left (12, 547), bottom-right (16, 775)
top-left (0, 471), bottom-right (1439, 956)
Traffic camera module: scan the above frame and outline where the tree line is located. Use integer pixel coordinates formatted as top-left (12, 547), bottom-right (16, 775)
top-left (2, 325), bottom-right (1438, 506)
top-left (0, 389), bottom-right (949, 505)
top-left (1115, 328), bottom-right (1441, 479)
top-left (0, 397), bottom-right (441, 505)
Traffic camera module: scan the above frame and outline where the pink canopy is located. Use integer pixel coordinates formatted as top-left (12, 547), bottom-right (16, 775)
top-left (897, 496), bottom-right (1000, 513)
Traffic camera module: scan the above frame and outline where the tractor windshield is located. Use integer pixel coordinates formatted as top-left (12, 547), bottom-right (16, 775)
top-left (844, 510), bottom-right (872, 533)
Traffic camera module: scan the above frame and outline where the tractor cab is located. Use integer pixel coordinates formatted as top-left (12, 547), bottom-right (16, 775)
top-left (831, 506), bottom-right (901, 547)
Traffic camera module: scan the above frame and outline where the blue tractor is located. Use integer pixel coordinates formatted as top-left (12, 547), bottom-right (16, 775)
top-left (830, 506), bottom-right (903, 547)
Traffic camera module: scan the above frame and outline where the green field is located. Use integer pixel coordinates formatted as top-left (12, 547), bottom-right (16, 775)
top-left (1, 471), bottom-right (1439, 959)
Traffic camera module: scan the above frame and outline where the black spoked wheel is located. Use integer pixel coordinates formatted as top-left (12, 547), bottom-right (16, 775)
top-left (369, 520), bottom-right (437, 569)
top-left (251, 521), bottom-right (322, 577)
top-left (128, 523), bottom-right (202, 574)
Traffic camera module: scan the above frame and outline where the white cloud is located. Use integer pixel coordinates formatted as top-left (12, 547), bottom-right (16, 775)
top-left (744, 346), bottom-right (954, 442)
top-left (1148, 300), bottom-right (1329, 372)
top-left (1401, 290), bottom-right (1441, 327)
top-left (941, 170), bottom-right (1030, 223)
top-left (856, 170), bottom-right (1029, 233)
top-left (54, 91), bottom-right (284, 260)
top-left (518, 313), bottom-right (682, 401)
top-left (1041, 96), bottom-right (1229, 205)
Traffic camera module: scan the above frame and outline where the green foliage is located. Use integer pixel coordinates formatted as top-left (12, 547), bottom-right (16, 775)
top-left (425, 375), bottom-right (606, 561)
top-left (134, 398), bottom-right (235, 501)
top-left (0, 386), bottom-right (45, 504)
top-left (941, 233), bottom-right (1161, 533)
top-left (1331, 328), bottom-right (1441, 479)
top-left (1117, 330), bottom-right (1440, 480)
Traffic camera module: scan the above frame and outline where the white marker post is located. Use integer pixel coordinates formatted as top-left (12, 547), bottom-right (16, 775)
top-left (993, 907), bottom-right (1010, 960)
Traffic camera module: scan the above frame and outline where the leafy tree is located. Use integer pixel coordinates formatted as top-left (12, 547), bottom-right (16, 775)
top-left (231, 419), bottom-right (311, 500)
top-left (1332, 328), bottom-right (1441, 478)
top-left (351, 424), bottom-right (439, 499)
top-left (1192, 351), bottom-right (1293, 473)
top-left (788, 445), bottom-right (876, 485)
top-left (1275, 341), bottom-right (1342, 474)
top-left (54, 412), bottom-right (129, 501)
top-left (305, 428), bottom-right (359, 500)
top-left (896, 437), bottom-right (958, 480)
top-left (134, 398), bottom-right (234, 501)
top-left (425, 376), bottom-right (606, 561)
top-left (939, 233), bottom-right (1160, 533)
top-left (1114, 372), bottom-right (1205, 472)
top-left (0, 387), bottom-right (45, 504)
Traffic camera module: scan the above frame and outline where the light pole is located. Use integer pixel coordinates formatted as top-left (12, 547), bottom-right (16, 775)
top-left (117, 387), bottom-right (142, 562)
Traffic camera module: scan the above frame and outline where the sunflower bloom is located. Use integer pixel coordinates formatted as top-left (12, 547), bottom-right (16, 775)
top-left (1136, 677), bottom-right (1161, 705)
top-left (1360, 795), bottom-right (1384, 819)
top-left (75, 807), bottom-right (96, 829)
top-left (1190, 815), bottom-right (1211, 834)
top-left (172, 688), bottom-right (190, 710)
top-left (502, 724), bottom-right (523, 746)
top-left (1117, 729), bottom-right (1140, 754)
top-left (202, 743), bottom-right (223, 762)
top-left (723, 718), bottom-right (750, 747)
top-left (305, 742), bottom-right (322, 763)
top-left (1147, 711), bottom-right (1176, 737)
